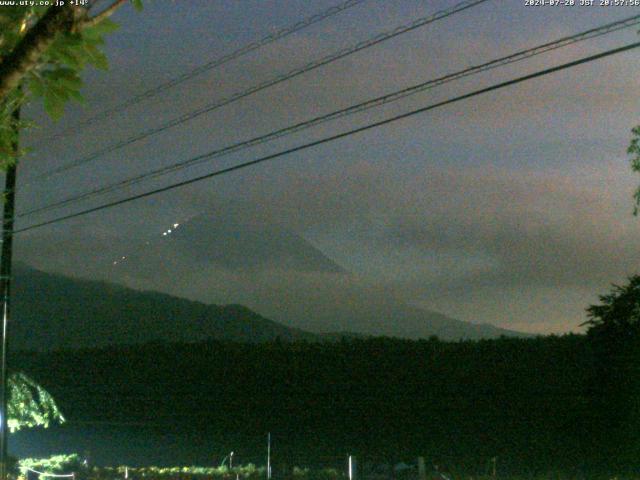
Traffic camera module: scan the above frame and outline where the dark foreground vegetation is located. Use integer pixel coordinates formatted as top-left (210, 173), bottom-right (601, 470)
top-left (10, 267), bottom-right (640, 478)
top-left (12, 330), bottom-right (640, 477)
top-left (16, 454), bottom-right (554, 480)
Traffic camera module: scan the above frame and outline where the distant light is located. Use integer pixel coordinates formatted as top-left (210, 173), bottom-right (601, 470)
top-left (167, 229), bottom-right (172, 234)
top-left (162, 232), bottom-right (168, 236)
top-left (173, 223), bottom-right (179, 228)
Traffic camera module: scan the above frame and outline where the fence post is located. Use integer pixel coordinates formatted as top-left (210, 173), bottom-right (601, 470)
top-left (348, 456), bottom-right (357, 480)
top-left (267, 433), bottom-right (271, 480)
top-left (417, 457), bottom-right (426, 480)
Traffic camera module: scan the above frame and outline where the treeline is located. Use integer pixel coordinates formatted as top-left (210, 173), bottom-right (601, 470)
top-left (10, 335), bottom-right (630, 475)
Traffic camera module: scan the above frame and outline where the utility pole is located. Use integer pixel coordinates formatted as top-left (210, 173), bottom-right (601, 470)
top-left (0, 104), bottom-right (19, 480)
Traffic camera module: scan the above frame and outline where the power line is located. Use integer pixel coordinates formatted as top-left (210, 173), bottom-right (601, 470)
top-left (18, 13), bottom-right (640, 219)
top-left (31, 0), bottom-right (490, 182)
top-left (36, 0), bottom-right (368, 145)
top-left (15, 41), bottom-right (640, 235)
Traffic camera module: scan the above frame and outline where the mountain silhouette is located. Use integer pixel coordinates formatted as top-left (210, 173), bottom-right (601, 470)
top-left (10, 263), bottom-right (526, 352)
top-left (111, 210), bottom-right (345, 278)
top-left (16, 202), bottom-right (529, 343)
top-left (11, 264), bottom-right (321, 351)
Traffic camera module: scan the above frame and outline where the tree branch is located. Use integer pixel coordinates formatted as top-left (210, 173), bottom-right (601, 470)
top-left (0, 5), bottom-right (83, 104)
top-left (83, 0), bottom-right (127, 29)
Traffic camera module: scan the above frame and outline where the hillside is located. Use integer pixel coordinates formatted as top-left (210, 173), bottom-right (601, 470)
top-left (11, 264), bottom-right (319, 351)
top-left (10, 263), bottom-right (528, 352)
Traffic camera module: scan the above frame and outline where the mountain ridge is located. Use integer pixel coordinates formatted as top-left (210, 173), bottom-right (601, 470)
top-left (10, 263), bottom-right (528, 352)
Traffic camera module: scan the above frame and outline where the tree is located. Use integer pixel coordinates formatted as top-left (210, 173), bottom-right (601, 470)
top-left (7, 372), bottom-right (63, 432)
top-left (0, 0), bottom-right (142, 168)
top-left (582, 276), bottom-right (640, 469)
top-left (583, 276), bottom-right (640, 400)
top-left (583, 275), bottom-right (640, 339)
top-left (0, 4), bottom-right (140, 478)
top-left (628, 128), bottom-right (640, 215)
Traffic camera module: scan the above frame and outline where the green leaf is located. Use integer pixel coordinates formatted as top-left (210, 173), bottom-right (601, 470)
top-left (26, 76), bottom-right (46, 98)
top-left (131, 0), bottom-right (144, 11)
top-left (82, 44), bottom-right (109, 70)
top-left (43, 93), bottom-right (66, 121)
top-left (68, 89), bottom-right (85, 104)
top-left (82, 18), bottom-right (120, 41)
top-left (49, 68), bottom-right (83, 91)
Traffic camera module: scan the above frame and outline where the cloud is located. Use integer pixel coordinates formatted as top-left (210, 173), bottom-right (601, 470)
top-left (208, 156), bottom-right (640, 332)
top-left (14, 1), bottom-right (640, 335)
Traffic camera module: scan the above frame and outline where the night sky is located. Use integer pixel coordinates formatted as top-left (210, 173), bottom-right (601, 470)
top-left (12, 0), bottom-right (640, 335)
